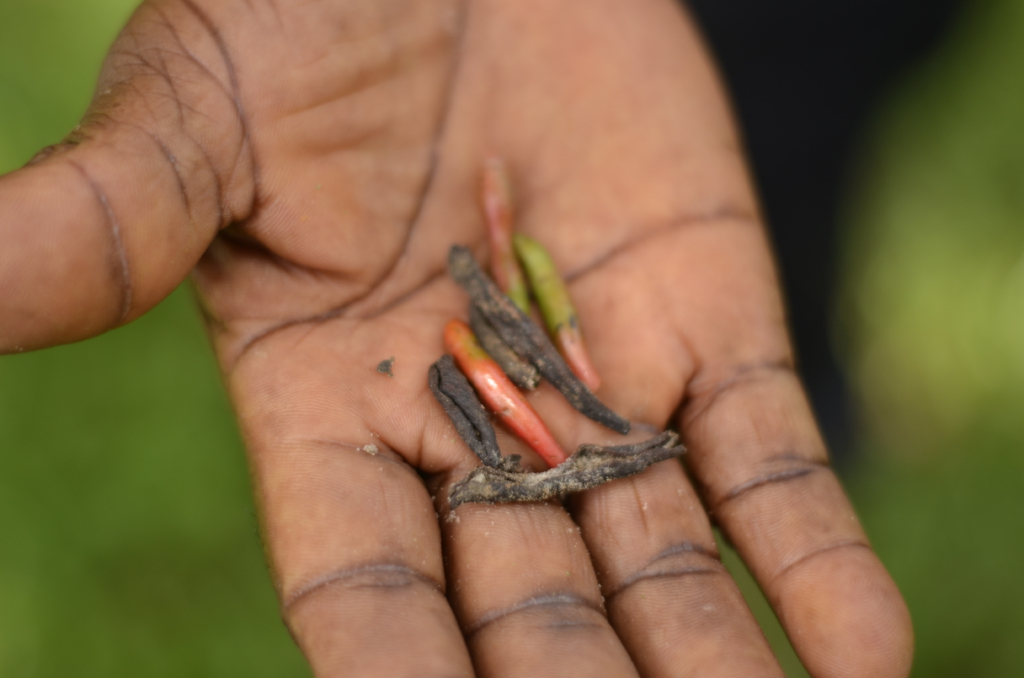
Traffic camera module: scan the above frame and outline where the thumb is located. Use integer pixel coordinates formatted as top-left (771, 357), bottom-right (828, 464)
top-left (0, 1), bottom-right (256, 352)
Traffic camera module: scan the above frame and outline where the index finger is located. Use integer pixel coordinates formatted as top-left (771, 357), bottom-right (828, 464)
top-left (225, 311), bottom-right (476, 677)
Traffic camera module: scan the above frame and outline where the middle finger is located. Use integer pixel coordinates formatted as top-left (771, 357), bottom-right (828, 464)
top-left (431, 426), bottom-right (640, 677)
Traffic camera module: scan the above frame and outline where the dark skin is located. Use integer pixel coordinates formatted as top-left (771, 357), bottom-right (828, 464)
top-left (0, 0), bottom-right (912, 676)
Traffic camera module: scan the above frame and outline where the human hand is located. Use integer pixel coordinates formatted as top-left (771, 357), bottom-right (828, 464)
top-left (0, 0), bottom-right (911, 676)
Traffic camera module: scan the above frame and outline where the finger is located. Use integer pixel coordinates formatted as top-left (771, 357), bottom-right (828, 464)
top-left (260, 438), bottom-right (469, 678)
top-left (0, 0), bottom-right (255, 352)
top-left (574, 461), bottom-right (784, 678)
top-left (434, 437), bottom-right (640, 678)
top-left (543, 224), bottom-right (787, 677)
top-left (556, 214), bottom-right (911, 677)
top-left (667, 222), bottom-right (913, 678)
top-left (226, 303), bottom-right (476, 677)
top-left (683, 362), bottom-right (913, 678)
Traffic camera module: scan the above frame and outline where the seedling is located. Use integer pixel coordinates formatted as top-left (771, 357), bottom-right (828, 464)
top-left (513, 234), bottom-right (601, 390)
top-left (468, 305), bottom-right (540, 391)
top-left (481, 158), bottom-right (531, 314)
top-left (443, 319), bottom-right (568, 468)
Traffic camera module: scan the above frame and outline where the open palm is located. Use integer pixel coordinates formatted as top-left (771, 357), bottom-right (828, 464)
top-left (0, 0), bottom-right (911, 676)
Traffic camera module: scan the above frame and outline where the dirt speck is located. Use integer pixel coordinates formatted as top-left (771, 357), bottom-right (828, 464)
top-left (377, 357), bottom-right (395, 377)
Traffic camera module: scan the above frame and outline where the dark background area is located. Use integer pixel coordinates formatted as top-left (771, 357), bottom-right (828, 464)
top-left (688, 0), bottom-right (964, 463)
top-left (3, 0), bottom-right (1024, 675)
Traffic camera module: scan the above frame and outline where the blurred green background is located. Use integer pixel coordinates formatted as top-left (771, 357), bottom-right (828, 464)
top-left (0, 2), bottom-right (310, 675)
top-left (1, 0), bottom-right (1022, 676)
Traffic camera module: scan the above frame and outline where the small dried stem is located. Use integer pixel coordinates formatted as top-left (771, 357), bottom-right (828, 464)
top-left (428, 355), bottom-right (523, 473)
top-left (469, 305), bottom-right (541, 391)
top-left (449, 431), bottom-right (685, 508)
